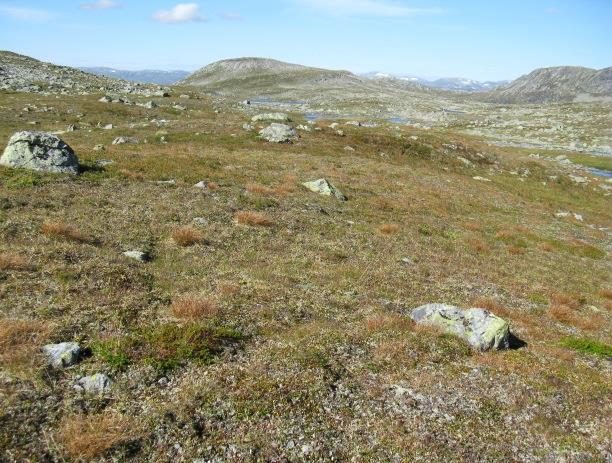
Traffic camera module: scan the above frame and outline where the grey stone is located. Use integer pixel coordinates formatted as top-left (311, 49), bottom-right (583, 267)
top-left (252, 113), bottom-right (290, 122)
top-left (259, 123), bottom-right (298, 143)
top-left (112, 136), bottom-right (138, 145)
top-left (410, 303), bottom-right (510, 351)
top-left (74, 373), bottom-right (112, 394)
top-left (43, 342), bottom-right (80, 368)
top-left (302, 178), bottom-right (347, 201)
top-left (93, 144), bottom-right (105, 151)
top-left (1, 131), bottom-right (79, 174)
top-left (95, 159), bottom-right (114, 167)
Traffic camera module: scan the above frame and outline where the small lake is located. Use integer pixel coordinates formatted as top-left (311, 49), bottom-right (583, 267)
top-left (587, 167), bottom-right (612, 178)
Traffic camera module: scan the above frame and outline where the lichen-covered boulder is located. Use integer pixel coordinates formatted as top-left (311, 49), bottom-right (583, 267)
top-left (302, 178), bottom-right (347, 201)
top-left (410, 303), bottom-right (510, 351)
top-left (252, 113), bottom-right (290, 122)
top-left (1, 131), bottom-right (79, 174)
top-left (259, 123), bottom-right (298, 143)
top-left (42, 342), bottom-right (80, 368)
top-left (74, 373), bottom-right (112, 394)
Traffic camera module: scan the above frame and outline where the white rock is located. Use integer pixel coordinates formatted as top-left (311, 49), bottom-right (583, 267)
top-left (74, 373), bottom-right (112, 394)
top-left (123, 250), bottom-right (149, 262)
top-left (302, 178), bottom-right (347, 201)
top-left (43, 342), bottom-right (80, 368)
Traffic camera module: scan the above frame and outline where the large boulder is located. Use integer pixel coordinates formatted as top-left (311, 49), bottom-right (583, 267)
top-left (410, 303), bottom-right (510, 351)
top-left (302, 178), bottom-right (347, 201)
top-left (259, 124), bottom-right (298, 143)
top-left (0, 131), bottom-right (79, 174)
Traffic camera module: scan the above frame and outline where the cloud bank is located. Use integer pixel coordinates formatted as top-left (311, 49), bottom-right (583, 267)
top-left (153, 3), bottom-right (204, 23)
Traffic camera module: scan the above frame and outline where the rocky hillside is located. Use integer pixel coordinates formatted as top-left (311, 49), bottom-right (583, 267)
top-left (0, 51), bottom-right (165, 96)
top-left (487, 66), bottom-right (612, 104)
top-left (179, 57), bottom-right (365, 96)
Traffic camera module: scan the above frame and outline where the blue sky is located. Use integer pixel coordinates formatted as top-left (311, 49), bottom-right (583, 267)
top-left (0, 0), bottom-right (610, 81)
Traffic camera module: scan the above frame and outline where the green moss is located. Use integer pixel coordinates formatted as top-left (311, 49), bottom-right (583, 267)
top-left (561, 337), bottom-right (612, 358)
top-left (93, 322), bottom-right (243, 372)
top-left (0, 168), bottom-right (44, 189)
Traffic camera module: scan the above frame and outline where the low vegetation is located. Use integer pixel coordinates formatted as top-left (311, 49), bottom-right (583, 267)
top-left (0, 88), bottom-right (610, 462)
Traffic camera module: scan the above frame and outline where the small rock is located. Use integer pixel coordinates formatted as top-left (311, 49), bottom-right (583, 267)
top-left (123, 250), bottom-right (149, 262)
top-left (242, 123), bottom-right (253, 131)
top-left (302, 178), bottom-right (347, 201)
top-left (103, 124), bottom-right (114, 130)
top-left (95, 159), bottom-right (114, 167)
top-left (569, 174), bottom-right (588, 184)
top-left (99, 96), bottom-right (112, 103)
top-left (93, 144), bottom-right (105, 151)
top-left (473, 176), bottom-right (491, 182)
top-left (74, 373), bottom-right (112, 394)
top-left (344, 146), bottom-right (355, 152)
top-left (112, 136), bottom-right (138, 145)
top-left (43, 342), bottom-right (80, 368)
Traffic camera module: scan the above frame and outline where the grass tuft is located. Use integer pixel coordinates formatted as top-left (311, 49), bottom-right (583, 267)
top-left (171, 226), bottom-right (205, 246)
top-left (171, 296), bottom-right (220, 320)
top-left (235, 211), bottom-right (274, 227)
top-left (0, 253), bottom-right (33, 271)
top-left (58, 412), bottom-right (133, 460)
top-left (41, 221), bottom-right (89, 243)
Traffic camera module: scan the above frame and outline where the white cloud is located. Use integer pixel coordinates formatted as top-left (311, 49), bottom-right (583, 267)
top-left (0, 5), bottom-right (53, 21)
top-left (294, 0), bottom-right (443, 17)
top-left (153, 3), bottom-right (204, 23)
top-left (80, 0), bottom-right (122, 10)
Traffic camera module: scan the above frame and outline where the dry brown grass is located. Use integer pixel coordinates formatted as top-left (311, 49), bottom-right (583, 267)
top-left (538, 242), bottom-right (555, 252)
top-left (550, 293), bottom-right (581, 310)
top-left (235, 211), bottom-right (274, 227)
top-left (598, 289), bottom-right (612, 300)
top-left (471, 297), bottom-right (511, 318)
top-left (219, 281), bottom-right (241, 297)
top-left (365, 313), bottom-right (412, 333)
top-left (207, 181), bottom-right (219, 190)
top-left (0, 318), bottom-right (49, 376)
top-left (378, 223), bottom-right (401, 235)
top-left (171, 226), bottom-right (205, 246)
top-left (547, 305), bottom-right (602, 331)
top-left (58, 412), bottom-right (133, 460)
top-left (508, 245), bottom-right (526, 255)
top-left (465, 222), bottom-right (482, 231)
top-left (246, 182), bottom-right (276, 196)
top-left (467, 237), bottom-right (491, 253)
top-left (495, 230), bottom-right (514, 240)
top-left (41, 221), bottom-right (88, 243)
top-left (171, 296), bottom-right (219, 320)
top-left (0, 253), bottom-right (32, 271)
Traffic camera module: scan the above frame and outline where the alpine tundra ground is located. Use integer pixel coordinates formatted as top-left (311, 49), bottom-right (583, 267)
top-left (0, 90), bottom-right (610, 462)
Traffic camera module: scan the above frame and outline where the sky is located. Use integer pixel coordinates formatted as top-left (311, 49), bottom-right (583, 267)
top-left (0, 0), bottom-right (610, 81)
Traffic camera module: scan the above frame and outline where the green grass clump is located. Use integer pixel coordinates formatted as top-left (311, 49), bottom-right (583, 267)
top-left (561, 337), bottom-right (612, 358)
top-left (0, 168), bottom-right (43, 189)
top-left (93, 322), bottom-right (243, 372)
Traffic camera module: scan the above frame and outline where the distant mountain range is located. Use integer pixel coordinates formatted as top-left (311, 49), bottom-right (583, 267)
top-left (80, 67), bottom-right (190, 85)
top-left (360, 72), bottom-right (508, 92)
